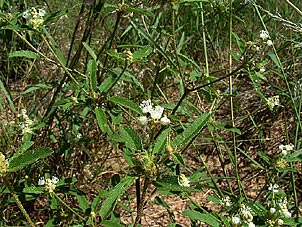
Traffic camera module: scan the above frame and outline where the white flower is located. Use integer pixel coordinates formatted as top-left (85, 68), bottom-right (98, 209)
top-left (279, 144), bottom-right (294, 156)
top-left (267, 95), bottom-right (280, 110)
top-left (260, 30), bottom-right (269, 40)
top-left (160, 115), bottom-right (170, 126)
top-left (279, 199), bottom-right (291, 218)
top-left (277, 219), bottom-right (284, 225)
top-left (268, 183), bottom-right (279, 193)
top-left (259, 67), bottom-right (266, 73)
top-left (231, 215), bottom-right (241, 225)
top-left (22, 10), bottom-right (30, 19)
top-left (38, 9), bottom-right (46, 17)
top-left (221, 196), bottom-right (233, 207)
top-left (270, 207), bottom-right (276, 214)
top-left (38, 177), bottom-right (45, 186)
top-left (39, 175), bottom-right (59, 193)
top-left (267, 40), bottom-right (273, 46)
top-left (51, 176), bottom-right (59, 184)
top-left (21, 109), bottom-right (27, 116)
top-left (150, 105), bottom-right (164, 120)
top-left (137, 116), bottom-right (148, 125)
top-left (248, 222), bottom-right (255, 227)
top-left (140, 100), bottom-right (153, 114)
top-left (76, 133), bottom-right (82, 139)
top-left (283, 210), bottom-right (292, 218)
top-left (240, 204), bottom-right (253, 222)
top-left (178, 174), bottom-right (190, 187)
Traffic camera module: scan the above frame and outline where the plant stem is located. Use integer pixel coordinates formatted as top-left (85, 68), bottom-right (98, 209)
top-left (133, 177), bottom-right (149, 227)
top-left (3, 177), bottom-right (35, 227)
top-left (52, 192), bottom-right (85, 221)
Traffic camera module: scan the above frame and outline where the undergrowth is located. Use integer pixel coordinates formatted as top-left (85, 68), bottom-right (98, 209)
top-left (0, 0), bottom-right (302, 226)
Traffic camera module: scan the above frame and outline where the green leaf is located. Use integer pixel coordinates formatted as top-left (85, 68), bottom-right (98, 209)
top-left (0, 80), bottom-right (16, 113)
top-left (9, 50), bottom-right (39, 59)
top-left (156, 175), bottom-right (199, 193)
top-left (99, 176), bottom-right (136, 219)
top-left (22, 83), bottom-right (53, 94)
top-left (99, 76), bottom-right (115, 93)
top-left (206, 195), bottom-right (222, 205)
top-left (44, 8), bottom-right (68, 24)
top-left (153, 128), bottom-right (171, 154)
top-left (215, 123), bottom-right (241, 134)
top-left (43, 27), bottom-right (66, 66)
top-left (100, 220), bottom-right (124, 227)
top-left (119, 126), bottom-right (142, 150)
top-left (130, 20), bottom-right (174, 67)
top-left (122, 71), bottom-right (144, 92)
top-left (127, 7), bottom-right (153, 17)
top-left (8, 147), bottom-right (54, 172)
top-left (267, 52), bottom-right (281, 68)
top-left (177, 53), bottom-right (200, 70)
top-left (0, 79), bottom-right (16, 113)
top-left (171, 152), bottom-right (185, 166)
top-left (183, 210), bottom-right (220, 227)
top-left (109, 96), bottom-right (142, 115)
top-left (83, 42), bottom-right (97, 61)
top-left (286, 149), bottom-right (302, 162)
top-left (87, 59), bottom-right (97, 91)
top-left (107, 50), bottom-right (125, 62)
top-left (15, 141), bottom-right (35, 155)
top-left (258, 151), bottom-right (271, 164)
top-left (171, 112), bottom-right (211, 150)
top-left (76, 193), bottom-right (90, 213)
top-left (23, 186), bottom-right (44, 194)
top-left (132, 45), bottom-right (152, 60)
top-left (229, 50), bottom-right (241, 61)
top-left (95, 107), bottom-right (109, 134)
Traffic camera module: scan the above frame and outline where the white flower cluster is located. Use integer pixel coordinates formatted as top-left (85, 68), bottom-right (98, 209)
top-left (221, 196), bottom-right (233, 207)
top-left (266, 95), bottom-right (280, 110)
top-left (265, 185), bottom-right (292, 226)
top-left (22, 7), bottom-right (46, 30)
top-left (278, 199), bottom-right (292, 218)
top-left (279, 144), bottom-right (294, 156)
top-left (0, 152), bottom-right (8, 177)
top-left (260, 30), bottom-right (273, 46)
top-left (138, 100), bottom-right (170, 126)
top-left (268, 183), bottom-right (279, 193)
top-left (19, 109), bottom-right (33, 134)
top-left (231, 204), bottom-right (255, 227)
top-left (178, 174), bottom-right (190, 187)
top-left (38, 176), bottom-right (59, 193)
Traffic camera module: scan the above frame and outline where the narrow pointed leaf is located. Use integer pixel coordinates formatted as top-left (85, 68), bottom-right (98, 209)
top-left (9, 50), bottom-right (39, 59)
top-left (99, 176), bottom-right (136, 219)
top-left (172, 112), bottom-right (211, 150)
top-left (183, 210), bottom-right (220, 227)
top-left (8, 147), bottom-right (54, 172)
top-left (109, 96), bottom-right (142, 115)
top-left (95, 107), bottom-right (109, 133)
top-left (153, 128), bottom-right (171, 154)
top-left (0, 79), bottom-right (16, 113)
top-left (87, 59), bottom-right (97, 90)
top-left (119, 126), bottom-right (142, 150)
top-left (83, 42), bottom-right (97, 61)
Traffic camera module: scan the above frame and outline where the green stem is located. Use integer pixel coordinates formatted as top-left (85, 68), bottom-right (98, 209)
top-left (52, 192), bottom-right (85, 221)
top-left (3, 177), bottom-right (35, 227)
top-left (103, 62), bottom-right (128, 95)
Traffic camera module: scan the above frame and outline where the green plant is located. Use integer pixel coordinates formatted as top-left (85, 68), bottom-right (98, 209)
top-left (0, 0), bottom-right (302, 226)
